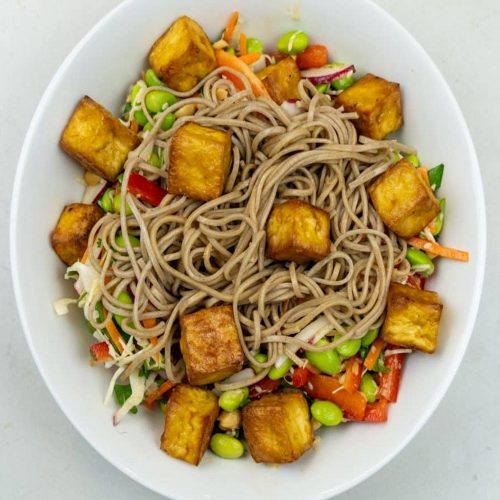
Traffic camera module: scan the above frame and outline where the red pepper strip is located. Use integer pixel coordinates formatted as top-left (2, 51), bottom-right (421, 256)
top-left (406, 273), bottom-right (426, 290)
top-left (127, 172), bottom-right (167, 207)
top-left (378, 353), bottom-right (405, 403)
top-left (363, 397), bottom-right (389, 423)
top-left (89, 342), bottom-right (111, 363)
top-left (304, 374), bottom-right (367, 420)
top-left (291, 367), bottom-right (311, 388)
top-left (249, 377), bottom-right (281, 399)
top-left (343, 357), bottom-right (363, 393)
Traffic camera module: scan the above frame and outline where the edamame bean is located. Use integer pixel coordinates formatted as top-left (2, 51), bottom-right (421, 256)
top-left (144, 68), bottom-right (165, 87)
top-left (277, 30), bottom-right (309, 55)
top-left (225, 47), bottom-right (236, 55)
top-left (334, 334), bottom-right (361, 358)
top-left (210, 433), bottom-right (244, 459)
top-left (361, 328), bottom-right (379, 347)
top-left (305, 338), bottom-right (341, 375)
top-left (360, 373), bottom-right (378, 403)
top-left (114, 291), bottom-right (133, 327)
top-left (145, 90), bottom-right (177, 114)
top-left (134, 109), bottom-right (148, 127)
top-left (430, 198), bottom-right (446, 236)
top-left (130, 83), bottom-right (142, 105)
top-left (142, 123), bottom-right (153, 132)
top-left (268, 357), bottom-right (293, 380)
top-left (219, 387), bottom-right (249, 411)
top-left (406, 247), bottom-right (435, 277)
top-left (332, 73), bottom-right (355, 91)
top-left (99, 188), bottom-right (114, 213)
top-left (310, 400), bottom-right (343, 426)
top-left (316, 83), bottom-right (329, 93)
top-left (116, 233), bottom-right (140, 248)
top-left (160, 112), bottom-right (176, 131)
top-left (246, 37), bottom-right (264, 54)
top-left (406, 154), bottom-right (420, 167)
top-left (148, 150), bottom-right (162, 168)
top-left (112, 192), bottom-right (132, 216)
top-left (251, 352), bottom-right (268, 374)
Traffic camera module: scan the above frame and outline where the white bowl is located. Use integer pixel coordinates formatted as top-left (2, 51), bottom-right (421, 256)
top-left (10, 0), bottom-right (486, 498)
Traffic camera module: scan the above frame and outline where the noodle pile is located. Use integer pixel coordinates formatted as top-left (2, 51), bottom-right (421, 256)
top-left (85, 67), bottom-right (412, 389)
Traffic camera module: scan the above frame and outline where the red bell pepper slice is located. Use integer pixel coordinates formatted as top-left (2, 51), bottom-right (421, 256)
top-left (89, 341), bottom-right (111, 363)
top-left (363, 397), bottom-right (389, 423)
top-left (378, 353), bottom-right (405, 403)
top-left (249, 377), bottom-right (281, 399)
top-left (127, 172), bottom-right (167, 207)
top-left (304, 373), bottom-right (367, 420)
top-left (343, 357), bottom-right (362, 393)
top-left (406, 273), bottom-right (426, 290)
top-left (291, 367), bottom-right (311, 388)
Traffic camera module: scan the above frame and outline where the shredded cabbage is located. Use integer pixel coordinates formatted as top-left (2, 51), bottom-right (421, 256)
top-left (112, 370), bottom-right (145, 425)
top-left (52, 297), bottom-right (77, 315)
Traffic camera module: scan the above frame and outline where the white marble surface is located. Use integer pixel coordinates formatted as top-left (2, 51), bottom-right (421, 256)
top-left (1, 0), bottom-right (499, 498)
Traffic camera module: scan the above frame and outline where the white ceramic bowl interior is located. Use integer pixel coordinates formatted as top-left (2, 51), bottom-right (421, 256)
top-left (11, 0), bottom-right (486, 498)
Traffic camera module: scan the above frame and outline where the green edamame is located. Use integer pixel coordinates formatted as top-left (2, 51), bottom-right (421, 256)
top-left (306, 338), bottom-right (341, 375)
top-left (114, 290), bottom-right (133, 327)
top-left (277, 30), bottom-right (309, 55)
top-left (148, 150), bottom-right (162, 168)
top-left (268, 357), bottom-right (293, 380)
top-left (316, 83), bottom-right (329, 94)
top-left (406, 154), bottom-right (420, 167)
top-left (219, 387), bottom-right (249, 411)
top-left (406, 247), bottom-right (435, 277)
top-left (225, 47), bottom-right (236, 55)
top-left (360, 373), bottom-right (378, 403)
top-left (310, 400), bottom-right (343, 426)
top-left (130, 83), bottom-right (142, 105)
top-left (112, 192), bottom-right (132, 216)
top-left (99, 188), bottom-right (114, 213)
top-left (145, 90), bottom-right (177, 114)
top-left (246, 37), bottom-right (264, 54)
top-left (115, 233), bottom-right (140, 248)
top-left (210, 433), bottom-right (244, 459)
top-left (361, 328), bottom-right (379, 347)
top-left (251, 353), bottom-right (268, 374)
top-left (332, 73), bottom-right (355, 91)
top-left (134, 109), bottom-right (148, 127)
top-left (160, 112), bottom-right (176, 131)
top-left (144, 69), bottom-right (165, 87)
top-left (334, 334), bottom-right (361, 358)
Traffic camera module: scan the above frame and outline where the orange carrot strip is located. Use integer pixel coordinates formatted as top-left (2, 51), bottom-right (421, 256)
top-left (407, 237), bottom-right (469, 262)
top-left (239, 32), bottom-right (247, 56)
top-left (239, 52), bottom-right (261, 65)
top-left (143, 317), bottom-right (157, 329)
top-left (81, 249), bottom-right (89, 264)
top-left (143, 380), bottom-right (176, 409)
top-left (419, 167), bottom-right (429, 184)
top-left (105, 318), bottom-right (124, 354)
top-left (149, 335), bottom-right (161, 364)
top-left (364, 339), bottom-right (385, 370)
top-left (223, 11), bottom-right (239, 42)
top-left (215, 49), bottom-right (269, 98)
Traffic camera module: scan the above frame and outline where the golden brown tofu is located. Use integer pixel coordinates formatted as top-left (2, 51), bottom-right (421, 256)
top-left (148, 16), bottom-right (216, 92)
top-left (242, 392), bottom-right (313, 464)
top-left (334, 73), bottom-right (403, 140)
top-left (266, 200), bottom-right (331, 264)
top-left (51, 203), bottom-right (104, 265)
top-left (382, 282), bottom-right (443, 353)
top-left (369, 159), bottom-right (440, 238)
top-left (160, 384), bottom-right (219, 466)
top-left (257, 57), bottom-right (301, 104)
top-left (60, 96), bottom-right (139, 181)
top-left (168, 122), bottom-right (232, 202)
top-left (180, 305), bottom-right (244, 385)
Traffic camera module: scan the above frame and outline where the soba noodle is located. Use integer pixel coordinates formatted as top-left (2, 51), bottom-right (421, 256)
top-left (85, 67), bottom-right (413, 390)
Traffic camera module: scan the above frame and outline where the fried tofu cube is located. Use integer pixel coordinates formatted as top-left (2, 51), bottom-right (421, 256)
top-left (257, 57), bottom-right (301, 104)
top-left (160, 384), bottom-right (219, 465)
top-left (168, 122), bottom-right (232, 201)
top-left (382, 282), bottom-right (443, 353)
top-left (148, 16), bottom-right (216, 92)
top-left (368, 159), bottom-right (440, 238)
top-left (51, 203), bottom-right (104, 265)
top-left (242, 392), bottom-right (313, 464)
top-left (180, 305), bottom-right (244, 385)
top-left (266, 200), bottom-right (331, 264)
top-left (334, 73), bottom-right (403, 140)
top-left (60, 96), bottom-right (139, 181)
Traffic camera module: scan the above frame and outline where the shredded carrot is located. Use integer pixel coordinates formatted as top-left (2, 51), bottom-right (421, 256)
top-left (408, 237), bottom-right (469, 262)
top-left (364, 339), bottom-right (385, 371)
top-left (215, 50), bottom-right (269, 98)
top-left (223, 11), bottom-right (239, 43)
top-left (239, 52), bottom-right (261, 65)
top-left (105, 318), bottom-right (124, 354)
top-left (149, 335), bottom-right (161, 364)
top-left (419, 167), bottom-right (429, 185)
top-left (239, 32), bottom-right (247, 56)
top-left (143, 317), bottom-right (157, 329)
top-left (143, 380), bottom-right (176, 409)
top-left (81, 249), bottom-right (89, 264)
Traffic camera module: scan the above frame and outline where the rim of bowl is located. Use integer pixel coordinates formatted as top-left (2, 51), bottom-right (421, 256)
top-left (10, 0), bottom-right (487, 498)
